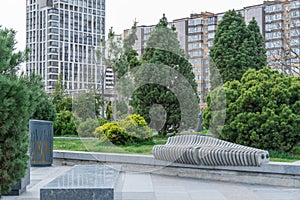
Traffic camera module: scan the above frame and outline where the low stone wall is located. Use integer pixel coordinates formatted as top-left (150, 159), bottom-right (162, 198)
top-left (53, 150), bottom-right (300, 188)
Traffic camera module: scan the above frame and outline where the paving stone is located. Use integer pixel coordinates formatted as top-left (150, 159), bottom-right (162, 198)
top-left (3, 164), bottom-right (300, 200)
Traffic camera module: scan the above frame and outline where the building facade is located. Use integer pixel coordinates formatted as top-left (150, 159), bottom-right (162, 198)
top-left (123, 0), bottom-right (300, 102)
top-left (26, 0), bottom-right (106, 93)
top-left (123, 20), bottom-right (189, 56)
top-left (264, 0), bottom-right (300, 75)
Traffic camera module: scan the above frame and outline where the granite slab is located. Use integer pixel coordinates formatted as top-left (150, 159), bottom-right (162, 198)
top-left (40, 165), bottom-right (121, 200)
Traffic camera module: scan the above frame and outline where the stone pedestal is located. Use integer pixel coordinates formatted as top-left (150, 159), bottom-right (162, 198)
top-left (40, 165), bottom-right (121, 200)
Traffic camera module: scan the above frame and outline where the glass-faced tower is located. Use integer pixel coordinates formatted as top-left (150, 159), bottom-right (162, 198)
top-left (26, 0), bottom-right (105, 93)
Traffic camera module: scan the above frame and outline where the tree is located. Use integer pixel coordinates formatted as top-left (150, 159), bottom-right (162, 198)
top-left (203, 67), bottom-right (300, 152)
top-left (72, 90), bottom-right (101, 121)
top-left (55, 96), bottom-right (73, 113)
top-left (247, 18), bottom-right (267, 70)
top-left (31, 79), bottom-right (56, 121)
top-left (106, 101), bottom-right (113, 120)
top-left (0, 27), bottom-right (41, 196)
top-left (114, 22), bottom-right (141, 109)
top-left (51, 74), bottom-right (73, 113)
top-left (98, 27), bottom-right (123, 79)
top-left (114, 21), bottom-right (141, 79)
top-left (209, 10), bottom-right (266, 84)
top-left (95, 27), bottom-right (123, 120)
top-left (54, 110), bottom-right (77, 136)
top-left (130, 14), bottom-right (199, 135)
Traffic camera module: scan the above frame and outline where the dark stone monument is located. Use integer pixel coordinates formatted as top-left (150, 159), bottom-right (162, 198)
top-left (40, 165), bottom-right (121, 200)
top-left (29, 120), bottom-right (53, 166)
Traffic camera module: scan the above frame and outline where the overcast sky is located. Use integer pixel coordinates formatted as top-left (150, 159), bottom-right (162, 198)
top-left (0, 0), bottom-right (263, 51)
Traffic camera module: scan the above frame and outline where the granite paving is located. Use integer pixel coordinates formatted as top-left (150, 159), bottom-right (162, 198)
top-left (3, 164), bottom-right (300, 200)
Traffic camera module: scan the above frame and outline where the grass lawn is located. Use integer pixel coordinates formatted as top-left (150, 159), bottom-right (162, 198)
top-left (54, 136), bottom-right (167, 155)
top-left (54, 136), bottom-right (300, 162)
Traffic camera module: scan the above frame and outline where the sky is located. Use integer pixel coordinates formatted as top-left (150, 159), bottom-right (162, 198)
top-left (0, 0), bottom-right (264, 52)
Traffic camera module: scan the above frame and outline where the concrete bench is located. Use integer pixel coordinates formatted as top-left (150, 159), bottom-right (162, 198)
top-left (40, 165), bottom-right (121, 200)
top-left (153, 135), bottom-right (269, 166)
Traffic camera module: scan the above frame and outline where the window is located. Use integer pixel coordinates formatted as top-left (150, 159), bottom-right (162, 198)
top-left (208, 32), bottom-right (215, 39)
top-left (49, 15), bottom-right (59, 20)
top-left (291, 1), bottom-right (300, 9)
top-left (265, 4), bottom-right (282, 13)
top-left (291, 11), bottom-right (300, 18)
top-left (265, 40), bottom-right (282, 48)
top-left (188, 35), bottom-right (201, 42)
top-left (265, 22), bottom-right (282, 31)
top-left (188, 42), bottom-right (202, 50)
top-left (208, 25), bottom-right (216, 31)
top-left (188, 27), bottom-right (202, 33)
top-left (188, 18), bottom-right (202, 26)
top-left (265, 31), bottom-right (282, 39)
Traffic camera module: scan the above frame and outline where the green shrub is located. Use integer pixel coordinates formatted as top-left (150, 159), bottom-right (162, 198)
top-left (94, 122), bottom-right (127, 145)
top-left (72, 91), bottom-right (101, 120)
top-left (0, 76), bottom-right (31, 195)
top-left (204, 68), bottom-right (300, 152)
top-left (54, 111), bottom-right (77, 136)
top-left (77, 118), bottom-right (100, 137)
top-left (116, 101), bottom-right (128, 119)
top-left (73, 113), bottom-right (83, 126)
top-left (94, 115), bottom-right (153, 145)
top-left (0, 28), bottom-right (45, 196)
top-left (31, 92), bottom-right (56, 121)
top-left (98, 117), bottom-right (108, 126)
top-left (119, 114), bottom-right (153, 142)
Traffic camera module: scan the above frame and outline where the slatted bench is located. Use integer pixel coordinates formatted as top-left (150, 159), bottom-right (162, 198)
top-left (153, 135), bottom-right (269, 166)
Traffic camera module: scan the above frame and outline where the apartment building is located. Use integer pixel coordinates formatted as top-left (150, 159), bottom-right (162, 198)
top-left (26, 0), bottom-right (106, 93)
top-left (264, 0), bottom-right (300, 75)
top-left (123, 0), bottom-right (299, 102)
top-left (123, 7), bottom-right (265, 102)
top-left (123, 20), bottom-right (189, 56)
top-left (186, 12), bottom-right (214, 102)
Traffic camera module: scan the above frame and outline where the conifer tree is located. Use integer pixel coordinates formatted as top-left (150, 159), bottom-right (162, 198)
top-left (210, 10), bottom-right (266, 84)
top-left (130, 15), bottom-right (199, 135)
top-left (0, 27), bottom-right (46, 196)
top-left (247, 18), bottom-right (267, 70)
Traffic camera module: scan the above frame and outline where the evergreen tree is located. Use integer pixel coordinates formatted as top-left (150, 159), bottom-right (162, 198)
top-left (0, 27), bottom-right (42, 196)
top-left (72, 90), bottom-right (101, 121)
top-left (30, 76), bottom-right (56, 121)
top-left (246, 18), bottom-right (267, 70)
top-left (130, 15), bottom-right (199, 135)
top-left (114, 21), bottom-right (141, 79)
top-left (209, 10), bottom-right (266, 84)
top-left (203, 68), bottom-right (300, 152)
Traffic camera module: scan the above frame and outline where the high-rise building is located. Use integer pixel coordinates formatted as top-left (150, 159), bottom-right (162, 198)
top-left (123, 20), bottom-right (188, 57)
top-left (187, 12), bottom-right (216, 102)
top-left (26, 0), bottom-right (106, 93)
top-left (123, 25), bottom-right (155, 56)
top-left (264, 0), bottom-right (300, 75)
top-left (123, 0), bottom-right (300, 103)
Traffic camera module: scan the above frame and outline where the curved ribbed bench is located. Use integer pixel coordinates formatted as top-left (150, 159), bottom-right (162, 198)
top-left (153, 135), bottom-right (269, 166)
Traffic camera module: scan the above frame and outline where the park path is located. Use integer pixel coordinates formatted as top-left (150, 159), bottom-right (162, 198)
top-left (3, 164), bottom-right (300, 200)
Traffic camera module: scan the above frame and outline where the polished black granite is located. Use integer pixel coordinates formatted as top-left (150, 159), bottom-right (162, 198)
top-left (40, 165), bottom-right (121, 200)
